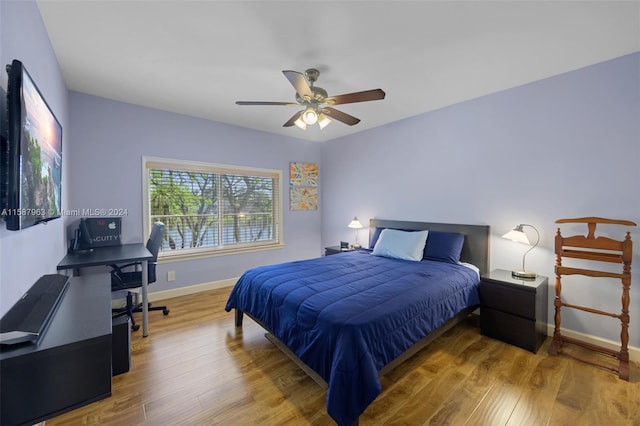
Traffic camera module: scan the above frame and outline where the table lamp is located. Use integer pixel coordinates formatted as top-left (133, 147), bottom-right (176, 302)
top-left (348, 217), bottom-right (363, 248)
top-left (502, 223), bottom-right (539, 279)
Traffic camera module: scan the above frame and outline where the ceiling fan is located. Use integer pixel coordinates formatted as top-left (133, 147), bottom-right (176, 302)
top-left (236, 68), bottom-right (385, 130)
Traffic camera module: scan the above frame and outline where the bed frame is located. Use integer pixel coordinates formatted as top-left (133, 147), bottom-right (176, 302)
top-left (232, 219), bottom-right (490, 414)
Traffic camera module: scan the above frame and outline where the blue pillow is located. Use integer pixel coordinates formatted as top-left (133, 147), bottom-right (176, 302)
top-left (369, 226), bottom-right (411, 247)
top-left (372, 229), bottom-right (429, 261)
top-left (369, 227), bottom-right (385, 248)
top-left (423, 231), bottom-right (464, 263)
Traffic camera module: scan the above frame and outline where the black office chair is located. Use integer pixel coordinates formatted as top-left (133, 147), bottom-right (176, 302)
top-left (111, 222), bottom-right (169, 331)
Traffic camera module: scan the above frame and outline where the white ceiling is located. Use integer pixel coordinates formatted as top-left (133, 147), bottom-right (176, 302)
top-left (36, 1), bottom-right (640, 142)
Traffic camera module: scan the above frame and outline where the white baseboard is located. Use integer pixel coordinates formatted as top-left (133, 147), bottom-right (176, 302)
top-left (147, 277), bottom-right (238, 302)
top-left (546, 323), bottom-right (640, 363)
top-left (144, 281), bottom-right (640, 363)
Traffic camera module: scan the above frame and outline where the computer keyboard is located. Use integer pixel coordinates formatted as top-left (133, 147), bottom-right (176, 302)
top-left (0, 274), bottom-right (70, 345)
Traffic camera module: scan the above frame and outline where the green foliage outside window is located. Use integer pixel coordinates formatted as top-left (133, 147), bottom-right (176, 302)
top-left (149, 167), bottom-right (278, 253)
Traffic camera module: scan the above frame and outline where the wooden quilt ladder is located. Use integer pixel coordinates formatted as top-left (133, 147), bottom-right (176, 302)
top-left (548, 217), bottom-right (636, 380)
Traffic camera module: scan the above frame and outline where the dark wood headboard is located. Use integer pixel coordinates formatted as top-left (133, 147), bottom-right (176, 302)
top-left (369, 219), bottom-right (490, 276)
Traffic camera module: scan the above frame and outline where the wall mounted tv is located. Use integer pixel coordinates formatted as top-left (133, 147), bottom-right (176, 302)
top-left (1, 59), bottom-right (62, 231)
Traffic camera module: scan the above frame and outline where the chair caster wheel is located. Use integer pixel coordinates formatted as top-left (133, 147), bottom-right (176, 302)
top-left (132, 324), bottom-right (140, 331)
top-left (163, 308), bottom-right (170, 315)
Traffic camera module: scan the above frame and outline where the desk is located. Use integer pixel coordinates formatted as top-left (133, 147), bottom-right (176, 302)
top-left (57, 243), bottom-right (153, 337)
top-left (1, 275), bottom-right (112, 425)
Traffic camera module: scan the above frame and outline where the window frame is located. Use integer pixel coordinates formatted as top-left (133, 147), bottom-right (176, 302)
top-left (142, 156), bottom-right (283, 262)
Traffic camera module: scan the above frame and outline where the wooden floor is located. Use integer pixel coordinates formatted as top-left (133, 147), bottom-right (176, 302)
top-left (49, 287), bottom-right (640, 425)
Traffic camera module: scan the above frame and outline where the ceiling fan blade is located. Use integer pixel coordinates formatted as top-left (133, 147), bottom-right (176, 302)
top-left (322, 107), bottom-right (361, 126)
top-left (283, 110), bottom-right (303, 127)
top-left (236, 101), bottom-right (298, 106)
top-left (325, 89), bottom-right (386, 106)
top-left (282, 70), bottom-right (314, 101)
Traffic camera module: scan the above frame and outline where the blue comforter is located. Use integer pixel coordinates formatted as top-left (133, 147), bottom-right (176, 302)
top-left (225, 250), bottom-right (480, 425)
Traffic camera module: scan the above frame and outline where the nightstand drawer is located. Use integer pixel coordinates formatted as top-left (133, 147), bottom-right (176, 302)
top-left (481, 308), bottom-right (542, 353)
top-left (479, 282), bottom-right (536, 319)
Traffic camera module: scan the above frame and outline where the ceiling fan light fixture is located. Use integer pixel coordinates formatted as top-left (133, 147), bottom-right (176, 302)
top-left (318, 113), bottom-right (331, 129)
top-left (302, 108), bottom-right (318, 125)
top-left (294, 116), bottom-right (307, 130)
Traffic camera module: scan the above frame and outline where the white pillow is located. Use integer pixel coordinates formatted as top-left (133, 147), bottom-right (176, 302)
top-left (372, 229), bottom-right (429, 261)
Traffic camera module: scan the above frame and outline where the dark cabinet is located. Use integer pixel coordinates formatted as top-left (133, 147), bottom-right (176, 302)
top-left (1, 275), bottom-right (112, 425)
top-left (479, 269), bottom-right (548, 353)
top-left (324, 246), bottom-right (355, 256)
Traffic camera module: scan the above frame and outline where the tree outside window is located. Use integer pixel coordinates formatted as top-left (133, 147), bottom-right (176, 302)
top-left (144, 157), bottom-right (282, 258)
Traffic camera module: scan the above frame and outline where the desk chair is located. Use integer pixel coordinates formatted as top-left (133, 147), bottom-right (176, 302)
top-left (111, 222), bottom-right (169, 331)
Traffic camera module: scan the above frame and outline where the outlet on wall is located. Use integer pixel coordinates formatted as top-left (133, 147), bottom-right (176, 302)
top-left (167, 271), bottom-right (175, 282)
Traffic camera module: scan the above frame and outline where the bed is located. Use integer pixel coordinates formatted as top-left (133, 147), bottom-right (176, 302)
top-left (225, 219), bottom-right (490, 425)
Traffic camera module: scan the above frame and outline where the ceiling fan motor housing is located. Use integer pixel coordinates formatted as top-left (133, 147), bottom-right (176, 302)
top-left (296, 86), bottom-right (328, 104)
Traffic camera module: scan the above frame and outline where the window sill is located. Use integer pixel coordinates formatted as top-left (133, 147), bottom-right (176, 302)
top-left (158, 243), bottom-right (285, 264)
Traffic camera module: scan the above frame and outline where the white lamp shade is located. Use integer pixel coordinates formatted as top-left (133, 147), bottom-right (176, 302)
top-left (348, 217), bottom-right (363, 229)
top-left (318, 114), bottom-right (331, 129)
top-left (502, 228), bottom-right (530, 244)
top-left (294, 116), bottom-right (307, 130)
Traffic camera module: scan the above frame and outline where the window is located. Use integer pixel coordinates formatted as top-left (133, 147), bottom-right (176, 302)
top-left (143, 157), bottom-right (282, 260)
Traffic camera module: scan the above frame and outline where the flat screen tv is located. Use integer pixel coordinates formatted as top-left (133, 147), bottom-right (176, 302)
top-left (2, 59), bottom-right (62, 230)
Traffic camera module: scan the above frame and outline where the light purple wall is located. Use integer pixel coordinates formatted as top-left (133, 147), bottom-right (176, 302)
top-left (321, 52), bottom-right (640, 346)
top-left (0, 0), bottom-right (69, 316)
top-left (67, 93), bottom-right (322, 292)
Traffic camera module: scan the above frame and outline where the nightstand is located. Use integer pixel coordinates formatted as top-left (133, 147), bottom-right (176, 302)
top-left (479, 269), bottom-right (548, 353)
top-left (324, 246), bottom-right (355, 256)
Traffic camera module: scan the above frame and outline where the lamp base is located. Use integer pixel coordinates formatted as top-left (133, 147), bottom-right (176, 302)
top-left (511, 270), bottom-right (537, 280)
